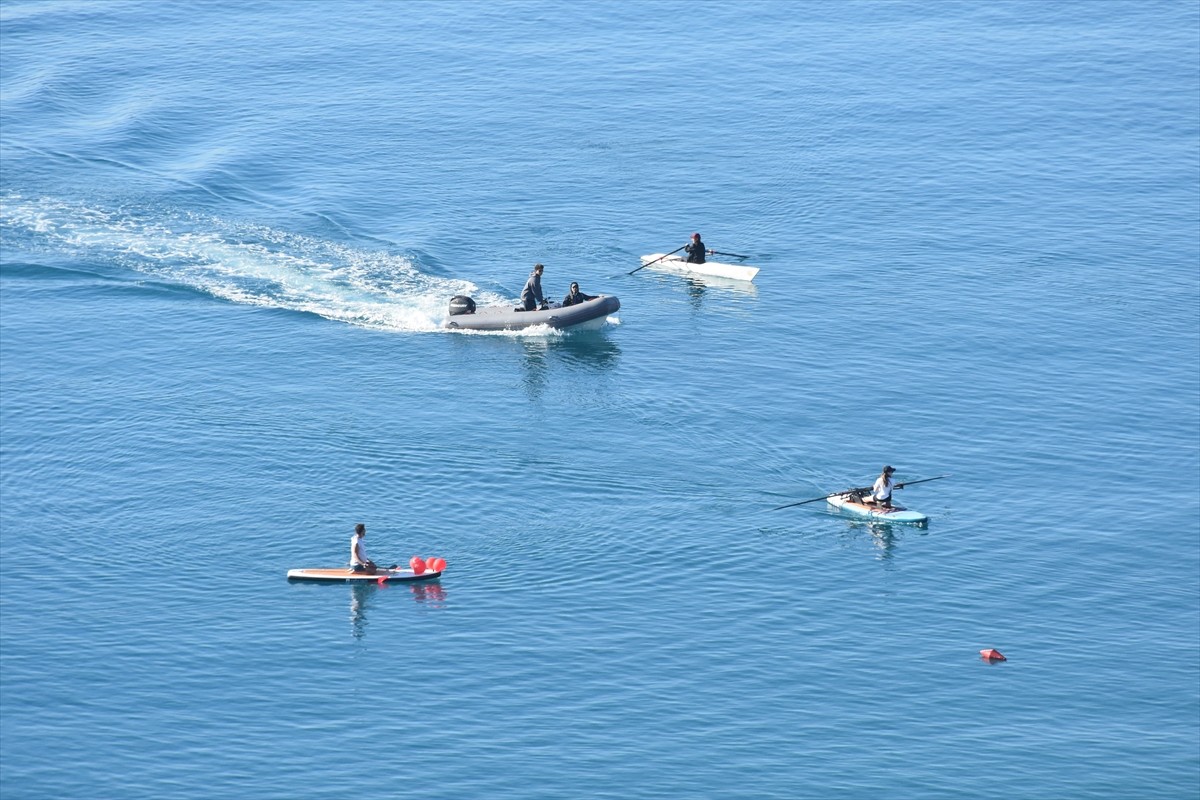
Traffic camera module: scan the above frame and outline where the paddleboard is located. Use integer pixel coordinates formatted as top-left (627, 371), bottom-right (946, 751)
top-left (287, 567), bottom-right (443, 583)
top-left (640, 253), bottom-right (760, 282)
top-left (827, 493), bottom-right (929, 525)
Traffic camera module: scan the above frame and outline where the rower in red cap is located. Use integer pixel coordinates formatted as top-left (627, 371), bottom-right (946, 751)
top-left (684, 232), bottom-right (712, 264)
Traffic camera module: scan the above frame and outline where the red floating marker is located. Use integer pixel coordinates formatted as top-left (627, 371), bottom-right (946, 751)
top-left (980, 649), bottom-right (1006, 662)
top-left (409, 556), bottom-right (426, 575)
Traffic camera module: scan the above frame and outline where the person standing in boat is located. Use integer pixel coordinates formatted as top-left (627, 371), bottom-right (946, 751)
top-left (863, 466), bottom-right (900, 508)
top-left (684, 233), bottom-right (712, 264)
top-left (561, 281), bottom-right (597, 307)
top-left (350, 523), bottom-right (378, 574)
top-left (520, 263), bottom-right (548, 311)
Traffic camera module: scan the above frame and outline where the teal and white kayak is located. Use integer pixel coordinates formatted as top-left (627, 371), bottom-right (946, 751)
top-left (827, 493), bottom-right (929, 525)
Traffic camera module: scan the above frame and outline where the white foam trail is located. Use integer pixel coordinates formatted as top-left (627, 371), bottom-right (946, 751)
top-left (0, 194), bottom-right (505, 332)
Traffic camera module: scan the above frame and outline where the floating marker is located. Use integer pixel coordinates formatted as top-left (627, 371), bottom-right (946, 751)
top-left (980, 649), bottom-right (1006, 661)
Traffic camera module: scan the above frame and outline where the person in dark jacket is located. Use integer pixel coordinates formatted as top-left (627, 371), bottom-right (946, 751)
top-left (520, 263), bottom-right (547, 311)
top-left (684, 232), bottom-right (711, 264)
top-left (561, 282), bottom-right (597, 307)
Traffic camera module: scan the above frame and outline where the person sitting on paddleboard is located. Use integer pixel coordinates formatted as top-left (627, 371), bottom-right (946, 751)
top-left (350, 523), bottom-right (378, 574)
top-left (863, 466), bottom-right (901, 508)
top-left (561, 281), bottom-right (597, 307)
top-left (519, 263), bottom-right (548, 311)
top-left (684, 233), bottom-right (712, 264)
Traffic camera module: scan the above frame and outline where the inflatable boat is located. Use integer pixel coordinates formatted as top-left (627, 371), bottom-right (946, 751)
top-left (443, 294), bottom-right (619, 332)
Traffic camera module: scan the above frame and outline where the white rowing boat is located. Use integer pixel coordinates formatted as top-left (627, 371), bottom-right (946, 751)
top-left (639, 253), bottom-right (760, 282)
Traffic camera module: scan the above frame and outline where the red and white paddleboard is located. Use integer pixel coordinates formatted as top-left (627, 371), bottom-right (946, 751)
top-left (287, 567), bottom-right (443, 583)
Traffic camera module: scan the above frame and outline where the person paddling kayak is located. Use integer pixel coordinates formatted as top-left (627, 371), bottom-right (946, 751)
top-left (684, 233), bottom-right (712, 264)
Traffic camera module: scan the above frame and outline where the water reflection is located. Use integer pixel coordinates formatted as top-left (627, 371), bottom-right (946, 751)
top-left (519, 332), bottom-right (622, 400)
top-left (844, 519), bottom-right (927, 561)
top-left (348, 579), bottom-right (448, 639)
top-left (864, 521), bottom-right (897, 560)
top-left (678, 275), bottom-right (759, 311)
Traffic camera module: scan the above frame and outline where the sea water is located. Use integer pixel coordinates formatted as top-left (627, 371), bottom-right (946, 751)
top-left (1, 2), bottom-right (1197, 798)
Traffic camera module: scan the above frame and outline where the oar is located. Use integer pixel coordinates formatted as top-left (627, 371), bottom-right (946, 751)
top-left (628, 245), bottom-right (686, 275)
top-left (770, 488), bottom-right (869, 512)
top-left (770, 475), bottom-right (950, 512)
top-left (895, 474), bottom-right (951, 489)
top-left (709, 250), bottom-right (751, 260)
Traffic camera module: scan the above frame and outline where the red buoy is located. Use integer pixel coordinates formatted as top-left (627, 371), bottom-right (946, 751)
top-left (980, 649), bottom-right (1006, 661)
top-left (409, 556), bottom-right (426, 575)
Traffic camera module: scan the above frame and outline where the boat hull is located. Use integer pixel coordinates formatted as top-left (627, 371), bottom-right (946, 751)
top-left (827, 494), bottom-right (929, 525)
top-left (287, 568), bottom-right (443, 583)
top-left (640, 254), bottom-right (759, 282)
top-left (444, 295), bottom-right (619, 332)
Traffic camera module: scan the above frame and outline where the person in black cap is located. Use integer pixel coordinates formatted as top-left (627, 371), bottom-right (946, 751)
top-left (864, 466), bottom-right (900, 508)
top-left (519, 263), bottom-right (548, 311)
top-left (684, 233), bottom-right (711, 264)
top-left (561, 281), bottom-right (597, 307)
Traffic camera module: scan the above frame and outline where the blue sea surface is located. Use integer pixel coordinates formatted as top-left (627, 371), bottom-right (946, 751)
top-left (2, 1), bottom-right (1198, 798)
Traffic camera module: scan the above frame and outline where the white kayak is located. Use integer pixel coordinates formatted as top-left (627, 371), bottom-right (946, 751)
top-left (827, 493), bottom-right (929, 525)
top-left (639, 253), bottom-right (760, 282)
top-left (287, 567), bottom-right (443, 583)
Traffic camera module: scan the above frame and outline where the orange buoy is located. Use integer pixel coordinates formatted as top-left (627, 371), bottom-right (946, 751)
top-left (409, 556), bottom-right (426, 575)
top-left (980, 649), bottom-right (1006, 661)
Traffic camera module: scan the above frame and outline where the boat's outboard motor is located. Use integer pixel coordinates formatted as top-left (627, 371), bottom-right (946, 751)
top-left (448, 295), bottom-right (476, 316)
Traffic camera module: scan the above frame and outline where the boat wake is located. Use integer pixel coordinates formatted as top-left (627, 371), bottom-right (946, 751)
top-left (0, 193), bottom-right (500, 332)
